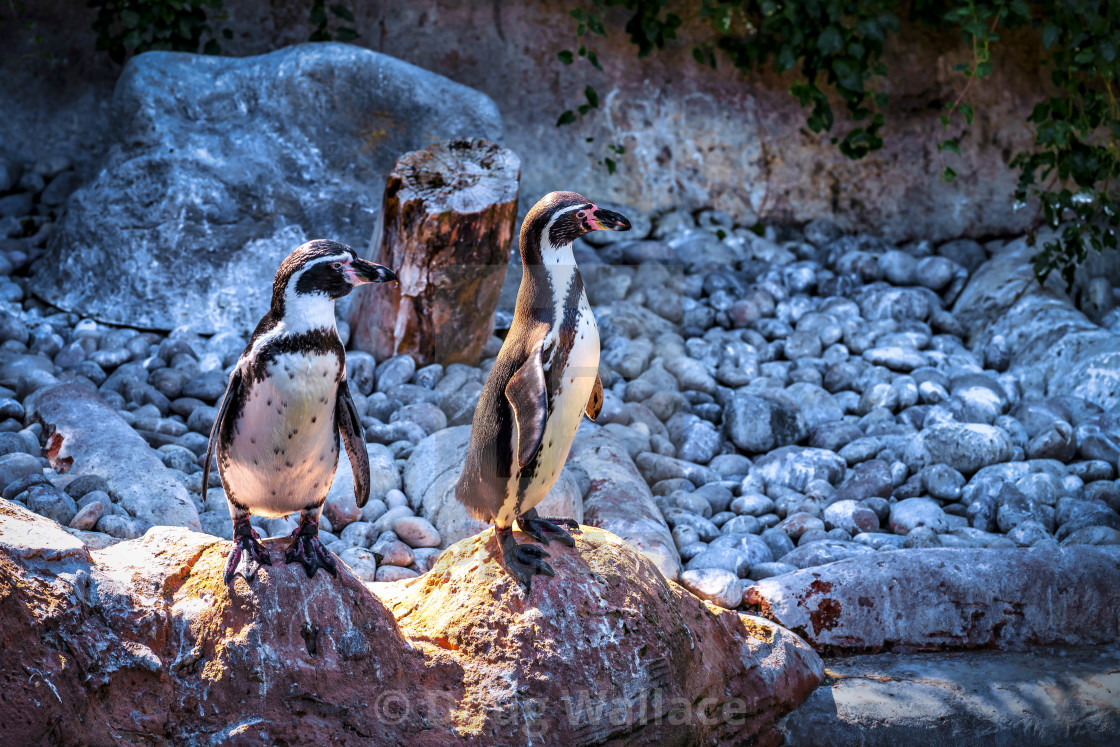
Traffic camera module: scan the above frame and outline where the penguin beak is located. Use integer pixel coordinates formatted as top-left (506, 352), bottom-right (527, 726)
top-left (589, 206), bottom-right (631, 232)
top-left (351, 258), bottom-right (397, 284)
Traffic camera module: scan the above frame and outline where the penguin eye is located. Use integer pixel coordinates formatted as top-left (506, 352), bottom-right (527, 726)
top-left (576, 210), bottom-right (586, 220)
top-left (331, 261), bottom-right (343, 270)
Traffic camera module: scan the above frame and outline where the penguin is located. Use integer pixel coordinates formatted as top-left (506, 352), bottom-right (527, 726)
top-left (455, 191), bottom-right (630, 590)
top-left (203, 239), bottom-right (397, 583)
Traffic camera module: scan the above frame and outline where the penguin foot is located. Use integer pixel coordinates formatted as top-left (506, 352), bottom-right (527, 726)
top-left (498, 527), bottom-right (555, 592)
top-left (517, 507), bottom-right (578, 547)
top-left (284, 520), bottom-right (338, 579)
top-left (225, 518), bottom-right (272, 584)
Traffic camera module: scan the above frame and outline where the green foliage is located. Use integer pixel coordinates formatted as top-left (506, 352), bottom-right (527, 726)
top-left (87, 0), bottom-right (230, 64)
top-left (309, 0), bottom-right (359, 43)
top-left (555, 0), bottom-right (1120, 288)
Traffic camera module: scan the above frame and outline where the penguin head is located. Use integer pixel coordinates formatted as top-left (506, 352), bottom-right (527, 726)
top-left (272, 240), bottom-right (397, 316)
top-left (523, 191), bottom-right (632, 255)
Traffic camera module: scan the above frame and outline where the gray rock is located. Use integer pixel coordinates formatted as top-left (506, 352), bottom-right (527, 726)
top-left (24, 484), bottom-right (79, 526)
top-left (721, 514), bottom-right (762, 535)
top-left (921, 464), bottom-right (966, 501)
top-left (904, 423), bottom-right (1014, 476)
top-left (833, 460), bottom-right (893, 503)
top-left (679, 568), bottom-right (744, 609)
top-left (710, 532), bottom-right (774, 566)
top-left (1061, 525), bottom-right (1120, 545)
top-left (375, 565), bottom-right (420, 582)
top-left (937, 238), bottom-right (987, 273)
top-left (338, 546), bottom-right (378, 582)
top-left (753, 446), bottom-right (847, 491)
top-left (778, 540), bottom-right (875, 569)
top-left (889, 498), bottom-right (949, 535)
top-left (777, 512), bottom-right (825, 540)
top-left (823, 500), bottom-right (880, 534)
top-left (731, 494), bottom-right (776, 517)
top-left (96, 514), bottom-right (154, 540)
top-left (0, 453), bottom-right (42, 494)
top-left (35, 44), bottom-right (502, 333)
top-left (903, 526), bottom-right (942, 548)
top-left (724, 393), bottom-right (806, 453)
top-left (376, 354), bottom-right (417, 393)
top-left (25, 385), bottom-right (200, 530)
top-left (749, 561), bottom-right (798, 580)
top-left (761, 527), bottom-right (796, 559)
top-left (686, 546), bottom-right (750, 578)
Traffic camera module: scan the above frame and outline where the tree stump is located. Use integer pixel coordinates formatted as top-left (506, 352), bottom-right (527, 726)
top-left (348, 138), bottom-right (520, 365)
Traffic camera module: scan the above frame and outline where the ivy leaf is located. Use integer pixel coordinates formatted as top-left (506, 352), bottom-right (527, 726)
top-left (1041, 22), bottom-right (1061, 49)
top-left (585, 85), bottom-right (599, 108)
top-left (817, 26), bottom-right (843, 56)
top-left (942, 166), bottom-right (958, 182)
top-left (693, 46), bottom-right (705, 65)
top-left (330, 4), bottom-right (354, 22)
top-left (335, 28), bottom-right (359, 42)
top-left (604, 157), bottom-right (617, 174)
top-left (558, 49), bottom-right (574, 64)
top-left (556, 110), bottom-right (577, 126)
top-left (587, 49), bottom-right (602, 71)
top-left (959, 102), bottom-right (974, 125)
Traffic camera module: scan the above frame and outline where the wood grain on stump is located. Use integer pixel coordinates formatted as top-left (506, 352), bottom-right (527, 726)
top-left (348, 138), bottom-right (519, 365)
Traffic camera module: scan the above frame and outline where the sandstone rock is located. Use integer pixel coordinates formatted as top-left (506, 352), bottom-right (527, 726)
top-left (404, 425), bottom-right (582, 549)
top-left (34, 44), bottom-right (502, 333)
top-left (25, 384), bottom-right (199, 530)
top-left (569, 423), bottom-right (681, 580)
top-left (375, 527), bottom-right (823, 742)
top-left (746, 546), bottom-right (1120, 653)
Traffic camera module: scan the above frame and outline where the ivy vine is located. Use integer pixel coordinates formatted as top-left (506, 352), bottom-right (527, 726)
top-left (86, 0), bottom-right (231, 64)
top-left (556, 0), bottom-right (1120, 288)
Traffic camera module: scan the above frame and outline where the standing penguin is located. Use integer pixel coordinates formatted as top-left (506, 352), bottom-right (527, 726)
top-left (456, 192), bottom-right (630, 590)
top-left (204, 240), bottom-right (397, 583)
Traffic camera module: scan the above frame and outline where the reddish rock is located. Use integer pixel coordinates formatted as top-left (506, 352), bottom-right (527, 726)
top-left (745, 547), bottom-right (1120, 654)
top-left (375, 526), bottom-right (823, 744)
top-left (1, 501), bottom-right (821, 743)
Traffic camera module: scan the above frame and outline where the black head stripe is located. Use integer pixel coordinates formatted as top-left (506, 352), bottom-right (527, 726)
top-left (271, 240), bottom-right (353, 311)
top-left (295, 259), bottom-right (352, 299)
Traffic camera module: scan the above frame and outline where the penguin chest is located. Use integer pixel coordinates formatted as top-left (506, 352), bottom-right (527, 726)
top-left (222, 351), bottom-right (341, 517)
top-left (498, 296), bottom-right (599, 524)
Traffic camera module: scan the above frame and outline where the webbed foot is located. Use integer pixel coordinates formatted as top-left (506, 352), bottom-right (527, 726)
top-left (225, 517), bottom-right (272, 583)
top-left (517, 507), bottom-right (578, 547)
top-left (285, 517), bottom-right (337, 578)
top-left (498, 527), bottom-right (555, 592)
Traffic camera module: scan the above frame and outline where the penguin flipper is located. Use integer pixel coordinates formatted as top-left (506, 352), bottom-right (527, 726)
top-left (336, 378), bottom-right (371, 508)
top-left (585, 373), bottom-right (603, 420)
top-left (203, 367), bottom-right (242, 504)
top-left (505, 339), bottom-right (548, 470)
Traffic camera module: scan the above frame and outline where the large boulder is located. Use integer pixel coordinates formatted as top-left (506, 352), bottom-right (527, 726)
top-left (745, 547), bottom-right (1120, 654)
top-left (0, 501), bottom-right (823, 743)
top-left (402, 425), bottom-right (583, 548)
top-left (34, 43), bottom-right (503, 333)
top-left (374, 526), bottom-right (824, 743)
top-left (25, 383), bottom-right (199, 530)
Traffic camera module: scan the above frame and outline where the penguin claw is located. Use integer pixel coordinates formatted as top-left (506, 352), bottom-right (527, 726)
top-left (224, 521), bottom-right (272, 584)
top-left (285, 532), bottom-right (338, 579)
top-left (504, 542), bottom-right (555, 592)
top-left (519, 515), bottom-right (578, 547)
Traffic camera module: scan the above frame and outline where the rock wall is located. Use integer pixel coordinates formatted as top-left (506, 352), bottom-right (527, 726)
top-left (2, 0), bottom-right (1050, 241)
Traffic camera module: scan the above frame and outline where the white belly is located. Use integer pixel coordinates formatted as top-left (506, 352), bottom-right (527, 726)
top-left (222, 351), bottom-right (341, 518)
top-left (497, 294), bottom-right (599, 525)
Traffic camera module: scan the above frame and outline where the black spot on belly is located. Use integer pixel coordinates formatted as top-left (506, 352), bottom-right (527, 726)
top-left (273, 448), bottom-right (280, 455)
top-left (250, 437), bottom-right (256, 444)
top-left (267, 399), bottom-right (272, 406)
top-left (311, 416), bottom-right (317, 423)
